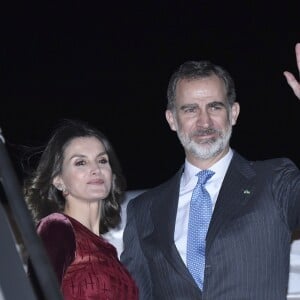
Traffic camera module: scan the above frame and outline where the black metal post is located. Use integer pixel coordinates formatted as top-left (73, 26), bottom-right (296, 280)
top-left (0, 129), bottom-right (63, 300)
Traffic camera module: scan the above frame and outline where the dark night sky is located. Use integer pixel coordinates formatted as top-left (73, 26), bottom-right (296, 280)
top-left (2, 1), bottom-right (300, 190)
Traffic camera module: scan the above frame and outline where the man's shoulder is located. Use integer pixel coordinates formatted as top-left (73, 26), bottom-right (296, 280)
top-left (232, 151), bottom-right (298, 170)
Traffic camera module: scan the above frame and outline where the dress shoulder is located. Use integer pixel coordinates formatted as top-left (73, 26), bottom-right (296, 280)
top-left (36, 213), bottom-right (76, 284)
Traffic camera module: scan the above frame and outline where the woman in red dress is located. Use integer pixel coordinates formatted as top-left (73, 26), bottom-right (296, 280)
top-left (25, 119), bottom-right (138, 300)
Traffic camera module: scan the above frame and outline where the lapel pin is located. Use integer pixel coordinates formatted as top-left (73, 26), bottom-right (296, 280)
top-left (243, 189), bottom-right (251, 194)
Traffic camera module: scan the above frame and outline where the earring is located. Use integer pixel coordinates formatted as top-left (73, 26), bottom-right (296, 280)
top-left (62, 186), bottom-right (69, 197)
top-left (55, 184), bottom-right (62, 191)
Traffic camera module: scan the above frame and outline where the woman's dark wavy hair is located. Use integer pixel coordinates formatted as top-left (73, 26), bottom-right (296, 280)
top-left (24, 119), bottom-right (126, 234)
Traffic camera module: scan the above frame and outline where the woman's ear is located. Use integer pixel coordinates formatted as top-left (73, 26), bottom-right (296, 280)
top-left (52, 176), bottom-right (63, 191)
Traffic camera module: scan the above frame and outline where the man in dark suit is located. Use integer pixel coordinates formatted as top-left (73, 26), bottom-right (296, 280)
top-left (121, 43), bottom-right (300, 300)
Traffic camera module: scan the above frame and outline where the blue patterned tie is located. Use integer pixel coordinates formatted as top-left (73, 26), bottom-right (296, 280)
top-left (187, 169), bottom-right (215, 290)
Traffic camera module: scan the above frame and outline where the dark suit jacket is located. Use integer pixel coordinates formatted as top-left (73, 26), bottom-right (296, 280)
top-left (121, 152), bottom-right (300, 300)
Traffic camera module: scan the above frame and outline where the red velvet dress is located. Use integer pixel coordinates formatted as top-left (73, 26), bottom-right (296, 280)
top-left (36, 213), bottom-right (138, 300)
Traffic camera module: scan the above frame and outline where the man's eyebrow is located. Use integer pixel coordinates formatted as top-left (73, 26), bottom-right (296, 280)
top-left (179, 103), bottom-right (198, 110)
top-left (208, 101), bottom-right (226, 107)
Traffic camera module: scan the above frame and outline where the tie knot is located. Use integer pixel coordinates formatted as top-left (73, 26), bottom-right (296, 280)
top-left (196, 169), bottom-right (215, 185)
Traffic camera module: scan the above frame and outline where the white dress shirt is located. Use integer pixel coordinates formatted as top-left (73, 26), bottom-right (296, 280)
top-left (174, 148), bottom-right (233, 264)
top-left (288, 238), bottom-right (300, 296)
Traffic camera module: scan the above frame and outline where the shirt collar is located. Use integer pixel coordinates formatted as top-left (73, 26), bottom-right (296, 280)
top-left (181, 148), bottom-right (234, 187)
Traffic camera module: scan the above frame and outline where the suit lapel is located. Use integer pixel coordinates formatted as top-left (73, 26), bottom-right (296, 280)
top-left (206, 152), bottom-right (256, 252)
top-left (150, 167), bottom-right (198, 285)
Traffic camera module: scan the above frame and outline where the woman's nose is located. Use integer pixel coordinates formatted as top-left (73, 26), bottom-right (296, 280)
top-left (91, 164), bottom-right (101, 175)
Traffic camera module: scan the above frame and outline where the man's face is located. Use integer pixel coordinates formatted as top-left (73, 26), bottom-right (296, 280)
top-left (166, 75), bottom-right (239, 163)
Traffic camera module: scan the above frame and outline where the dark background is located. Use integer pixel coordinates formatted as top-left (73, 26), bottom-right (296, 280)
top-left (2, 1), bottom-right (300, 190)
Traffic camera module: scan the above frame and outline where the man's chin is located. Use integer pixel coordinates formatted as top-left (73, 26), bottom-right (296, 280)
top-left (189, 142), bottom-right (212, 152)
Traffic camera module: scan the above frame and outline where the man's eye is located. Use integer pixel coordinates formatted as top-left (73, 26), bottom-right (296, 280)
top-left (209, 102), bottom-right (226, 111)
top-left (184, 107), bottom-right (196, 113)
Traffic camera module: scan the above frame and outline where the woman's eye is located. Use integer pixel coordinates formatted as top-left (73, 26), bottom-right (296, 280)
top-left (75, 160), bottom-right (86, 166)
top-left (99, 158), bottom-right (108, 164)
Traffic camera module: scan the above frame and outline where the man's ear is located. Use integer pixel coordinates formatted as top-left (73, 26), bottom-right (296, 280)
top-left (165, 109), bottom-right (177, 131)
top-left (231, 102), bottom-right (240, 126)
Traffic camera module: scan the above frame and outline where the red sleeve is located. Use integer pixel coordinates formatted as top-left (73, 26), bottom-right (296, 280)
top-left (37, 213), bottom-right (76, 285)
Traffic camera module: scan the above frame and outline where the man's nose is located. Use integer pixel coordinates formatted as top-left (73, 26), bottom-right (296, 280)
top-left (196, 110), bottom-right (211, 127)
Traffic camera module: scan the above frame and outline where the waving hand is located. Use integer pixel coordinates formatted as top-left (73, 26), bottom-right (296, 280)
top-left (283, 43), bottom-right (300, 99)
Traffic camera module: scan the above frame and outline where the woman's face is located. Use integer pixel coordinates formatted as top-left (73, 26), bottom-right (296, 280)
top-left (54, 136), bottom-right (112, 204)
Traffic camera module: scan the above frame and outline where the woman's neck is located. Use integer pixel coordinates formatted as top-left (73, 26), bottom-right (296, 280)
top-left (64, 201), bottom-right (101, 235)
